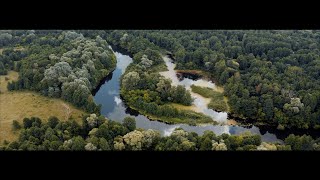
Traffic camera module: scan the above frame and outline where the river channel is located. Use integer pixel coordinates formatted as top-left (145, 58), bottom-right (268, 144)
top-left (93, 47), bottom-right (282, 142)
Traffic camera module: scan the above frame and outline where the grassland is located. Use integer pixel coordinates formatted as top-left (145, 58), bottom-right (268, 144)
top-left (126, 103), bottom-right (215, 126)
top-left (170, 103), bottom-right (198, 112)
top-left (0, 71), bottom-right (19, 93)
top-left (191, 85), bottom-right (229, 112)
top-left (0, 71), bottom-right (87, 143)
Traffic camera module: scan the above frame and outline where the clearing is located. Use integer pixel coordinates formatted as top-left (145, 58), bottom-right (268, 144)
top-left (0, 71), bottom-right (19, 93)
top-left (0, 71), bottom-right (87, 143)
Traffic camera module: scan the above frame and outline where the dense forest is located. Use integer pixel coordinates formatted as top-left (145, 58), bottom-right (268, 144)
top-left (1, 30), bottom-right (320, 151)
top-left (2, 115), bottom-right (320, 151)
top-left (105, 30), bottom-right (320, 130)
top-left (0, 30), bottom-right (116, 113)
top-left (104, 31), bottom-right (215, 125)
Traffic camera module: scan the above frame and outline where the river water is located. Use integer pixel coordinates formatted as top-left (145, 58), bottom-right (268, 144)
top-left (160, 56), bottom-right (229, 123)
top-left (93, 48), bottom-right (282, 143)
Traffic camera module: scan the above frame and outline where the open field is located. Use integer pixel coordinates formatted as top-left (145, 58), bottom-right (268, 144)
top-left (0, 71), bottom-right (87, 143)
top-left (0, 71), bottom-right (19, 93)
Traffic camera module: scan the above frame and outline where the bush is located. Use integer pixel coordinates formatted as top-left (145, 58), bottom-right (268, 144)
top-left (3, 140), bottom-right (9, 145)
top-left (23, 118), bottom-right (33, 129)
top-left (277, 124), bottom-right (285, 130)
top-left (48, 116), bottom-right (60, 128)
top-left (12, 120), bottom-right (22, 130)
top-left (123, 117), bottom-right (136, 132)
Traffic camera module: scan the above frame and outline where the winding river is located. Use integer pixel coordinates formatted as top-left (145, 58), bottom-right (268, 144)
top-left (93, 47), bottom-right (282, 143)
top-left (160, 56), bottom-right (229, 123)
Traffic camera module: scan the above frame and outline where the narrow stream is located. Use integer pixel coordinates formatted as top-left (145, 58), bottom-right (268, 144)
top-left (93, 47), bottom-right (282, 143)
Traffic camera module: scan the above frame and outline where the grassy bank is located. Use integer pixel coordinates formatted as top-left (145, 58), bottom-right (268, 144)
top-left (191, 85), bottom-right (229, 112)
top-left (125, 101), bottom-right (216, 125)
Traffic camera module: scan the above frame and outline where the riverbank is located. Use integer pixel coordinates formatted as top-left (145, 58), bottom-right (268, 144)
top-left (190, 85), bottom-right (229, 112)
top-left (102, 43), bottom-right (319, 141)
top-left (176, 69), bottom-right (220, 85)
top-left (120, 92), bottom-right (217, 126)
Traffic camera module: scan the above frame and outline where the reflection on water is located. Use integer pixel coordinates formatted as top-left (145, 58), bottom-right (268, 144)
top-left (93, 49), bottom-right (282, 143)
top-left (160, 56), bottom-right (228, 123)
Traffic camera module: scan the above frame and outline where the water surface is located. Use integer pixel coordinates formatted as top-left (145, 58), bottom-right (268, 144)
top-left (93, 49), bottom-right (282, 143)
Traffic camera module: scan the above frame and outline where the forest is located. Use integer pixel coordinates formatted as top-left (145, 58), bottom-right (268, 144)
top-left (2, 115), bottom-right (320, 151)
top-left (103, 31), bottom-right (215, 125)
top-left (0, 30), bottom-right (116, 113)
top-left (106, 30), bottom-right (320, 130)
top-left (1, 30), bottom-right (320, 151)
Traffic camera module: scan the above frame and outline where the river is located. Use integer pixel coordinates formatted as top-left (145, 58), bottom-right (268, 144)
top-left (93, 47), bottom-right (282, 143)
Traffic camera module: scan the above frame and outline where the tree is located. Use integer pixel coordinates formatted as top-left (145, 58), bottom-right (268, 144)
top-left (114, 136), bottom-right (125, 151)
top-left (139, 55), bottom-right (153, 69)
top-left (50, 141), bottom-right (63, 150)
top-left (12, 120), bottom-right (21, 130)
top-left (263, 98), bottom-right (274, 120)
top-left (43, 61), bottom-right (72, 87)
top-left (242, 134), bottom-right (261, 146)
top-left (156, 78), bottom-right (172, 101)
top-left (0, 61), bottom-right (7, 75)
top-left (99, 138), bottom-right (111, 150)
top-left (123, 117), bottom-right (136, 132)
top-left (257, 142), bottom-right (277, 151)
top-left (199, 137), bottom-right (213, 150)
top-left (23, 118), bottom-right (33, 129)
top-left (85, 143), bottom-right (97, 151)
top-left (6, 141), bottom-right (19, 150)
top-left (180, 140), bottom-right (196, 151)
top-left (212, 140), bottom-right (228, 151)
top-left (122, 71), bottom-right (140, 90)
top-left (123, 130), bottom-right (145, 150)
top-left (86, 114), bottom-right (99, 128)
top-left (225, 135), bottom-right (243, 150)
top-left (48, 116), bottom-right (60, 128)
top-left (71, 136), bottom-right (86, 151)
top-left (63, 31), bottom-right (84, 41)
top-left (0, 33), bottom-right (13, 47)
top-left (171, 85), bottom-right (192, 105)
top-left (31, 117), bottom-right (42, 128)
top-left (142, 129), bottom-right (160, 149)
top-left (44, 128), bottom-right (55, 141)
top-left (285, 134), bottom-right (313, 150)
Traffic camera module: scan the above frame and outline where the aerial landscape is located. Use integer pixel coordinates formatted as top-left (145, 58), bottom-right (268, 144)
top-left (0, 30), bottom-right (319, 151)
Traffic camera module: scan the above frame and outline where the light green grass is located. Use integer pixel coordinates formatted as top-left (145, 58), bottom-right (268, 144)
top-left (191, 85), bottom-right (229, 112)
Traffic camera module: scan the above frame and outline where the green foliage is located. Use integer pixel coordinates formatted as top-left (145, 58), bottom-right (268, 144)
top-left (199, 137), bottom-right (213, 150)
top-left (123, 117), bottom-right (136, 132)
top-left (4, 114), bottom-right (320, 151)
top-left (105, 31), bottom-right (201, 124)
top-left (2, 31), bottom-right (116, 114)
top-left (12, 120), bottom-right (21, 130)
top-left (48, 116), bottom-right (60, 129)
top-left (71, 136), bottom-right (86, 151)
top-left (190, 85), bottom-right (215, 98)
top-left (191, 85), bottom-right (228, 112)
top-left (111, 30), bottom-right (320, 129)
top-left (284, 134), bottom-right (313, 150)
top-left (23, 118), bottom-right (33, 129)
